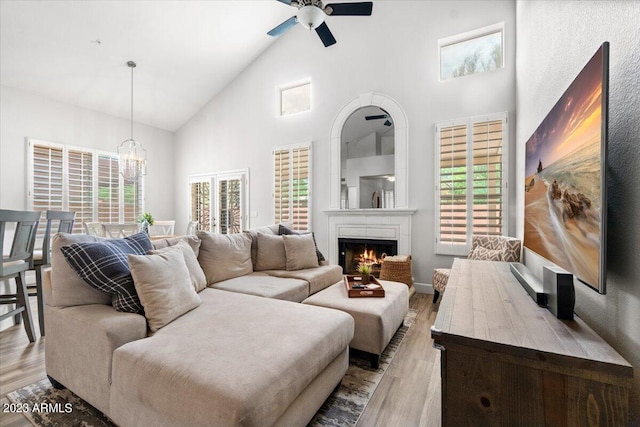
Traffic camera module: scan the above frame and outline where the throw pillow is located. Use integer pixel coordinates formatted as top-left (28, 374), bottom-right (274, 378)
top-left (128, 250), bottom-right (201, 332)
top-left (197, 231), bottom-right (253, 284)
top-left (149, 241), bottom-right (207, 292)
top-left (60, 232), bottom-right (152, 314)
top-left (278, 224), bottom-right (326, 263)
top-left (151, 235), bottom-right (202, 257)
top-left (255, 233), bottom-right (287, 271)
top-left (282, 233), bottom-right (319, 271)
top-left (469, 246), bottom-right (502, 261)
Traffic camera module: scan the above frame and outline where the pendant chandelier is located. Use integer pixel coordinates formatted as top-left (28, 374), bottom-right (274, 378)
top-left (118, 60), bottom-right (147, 180)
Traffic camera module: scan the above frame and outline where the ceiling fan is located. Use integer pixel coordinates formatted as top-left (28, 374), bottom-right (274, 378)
top-left (267, 0), bottom-right (373, 47)
top-left (365, 114), bottom-right (392, 127)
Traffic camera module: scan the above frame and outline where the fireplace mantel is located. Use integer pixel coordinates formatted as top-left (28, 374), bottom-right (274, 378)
top-left (323, 209), bottom-right (416, 216)
top-left (323, 208), bottom-right (416, 266)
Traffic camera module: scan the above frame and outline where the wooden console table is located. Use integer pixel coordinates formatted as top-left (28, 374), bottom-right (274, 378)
top-left (431, 259), bottom-right (633, 426)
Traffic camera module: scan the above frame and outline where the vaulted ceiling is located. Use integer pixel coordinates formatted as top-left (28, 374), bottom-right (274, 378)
top-left (0, 1), bottom-right (297, 132)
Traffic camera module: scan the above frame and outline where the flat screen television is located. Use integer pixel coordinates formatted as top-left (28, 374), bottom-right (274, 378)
top-left (524, 42), bottom-right (609, 293)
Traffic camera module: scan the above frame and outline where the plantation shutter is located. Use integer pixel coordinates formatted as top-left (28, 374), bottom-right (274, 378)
top-left (190, 180), bottom-right (211, 232)
top-left (437, 123), bottom-right (468, 251)
top-left (123, 176), bottom-right (143, 223)
top-left (471, 119), bottom-right (504, 235)
top-left (97, 154), bottom-right (120, 223)
top-left (274, 144), bottom-right (311, 231)
top-left (67, 149), bottom-right (93, 234)
top-left (274, 148), bottom-right (291, 225)
top-left (31, 142), bottom-right (64, 239)
top-left (291, 146), bottom-right (310, 231)
top-left (436, 113), bottom-right (507, 255)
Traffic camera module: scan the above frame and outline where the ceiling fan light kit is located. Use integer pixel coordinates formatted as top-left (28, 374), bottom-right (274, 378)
top-left (268, 0), bottom-right (373, 47)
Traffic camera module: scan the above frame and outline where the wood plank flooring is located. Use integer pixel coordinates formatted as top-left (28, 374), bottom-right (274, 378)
top-left (0, 293), bottom-right (441, 427)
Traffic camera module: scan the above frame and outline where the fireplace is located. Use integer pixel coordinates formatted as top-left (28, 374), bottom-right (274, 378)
top-left (338, 238), bottom-right (398, 276)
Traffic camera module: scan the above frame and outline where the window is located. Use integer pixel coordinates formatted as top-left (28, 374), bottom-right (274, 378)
top-left (280, 81), bottom-right (311, 116)
top-left (435, 113), bottom-right (507, 255)
top-left (28, 139), bottom-right (144, 233)
top-left (189, 170), bottom-right (248, 234)
top-left (274, 143), bottom-right (311, 231)
top-left (439, 23), bottom-right (504, 80)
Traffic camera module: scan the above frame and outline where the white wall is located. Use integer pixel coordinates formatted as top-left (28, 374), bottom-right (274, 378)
top-left (174, 0), bottom-right (517, 287)
top-left (0, 86), bottom-right (175, 217)
top-left (515, 1), bottom-right (640, 421)
top-left (0, 85), bottom-right (175, 330)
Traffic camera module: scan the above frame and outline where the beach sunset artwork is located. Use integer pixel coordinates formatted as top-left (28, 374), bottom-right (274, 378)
top-left (524, 44), bottom-right (608, 291)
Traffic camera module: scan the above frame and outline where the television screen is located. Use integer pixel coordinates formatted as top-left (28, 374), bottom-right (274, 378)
top-left (524, 43), bottom-right (608, 293)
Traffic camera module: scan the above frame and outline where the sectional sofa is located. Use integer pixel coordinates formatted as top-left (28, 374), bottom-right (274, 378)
top-left (44, 224), bottom-right (354, 427)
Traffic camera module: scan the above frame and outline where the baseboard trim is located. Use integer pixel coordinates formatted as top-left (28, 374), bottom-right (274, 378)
top-left (413, 282), bottom-right (433, 294)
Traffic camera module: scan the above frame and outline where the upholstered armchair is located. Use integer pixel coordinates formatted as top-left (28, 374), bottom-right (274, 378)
top-left (432, 235), bottom-right (522, 303)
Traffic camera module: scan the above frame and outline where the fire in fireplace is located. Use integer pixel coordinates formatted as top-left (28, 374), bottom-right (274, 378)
top-left (338, 238), bottom-right (398, 276)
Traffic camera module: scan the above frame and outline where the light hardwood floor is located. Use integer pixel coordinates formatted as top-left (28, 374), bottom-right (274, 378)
top-left (0, 293), bottom-right (441, 427)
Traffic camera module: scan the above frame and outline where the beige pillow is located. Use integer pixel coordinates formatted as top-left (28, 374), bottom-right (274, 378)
top-left (128, 250), bottom-right (201, 332)
top-left (255, 233), bottom-right (286, 271)
top-left (196, 231), bottom-right (253, 284)
top-left (149, 241), bottom-right (207, 292)
top-left (151, 235), bottom-right (202, 257)
top-left (282, 234), bottom-right (319, 271)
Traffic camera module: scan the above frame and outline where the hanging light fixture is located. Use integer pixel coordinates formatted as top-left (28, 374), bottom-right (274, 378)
top-left (118, 60), bottom-right (147, 180)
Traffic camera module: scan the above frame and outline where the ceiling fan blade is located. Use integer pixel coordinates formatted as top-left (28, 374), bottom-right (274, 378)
top-left (315, 22), bottom-right (336, 47)
top-left (267, 16), bottom-right (298, 37)
top-left (365, 114), bottom-right (389, 120)
top-left (325, 2), bottom-right (373, 16)
top-left (384, 120), bottom-right (392, 127)
top-left (276, 0), bottom-right (292, 5)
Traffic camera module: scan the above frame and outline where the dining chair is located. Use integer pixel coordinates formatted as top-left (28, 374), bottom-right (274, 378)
top-left (29, 210), bottom-right (76, 336)
top-left (84, 222), bottom-right (105, 237)
top-left (186, 221), bottom-right (198, 235)
top-left (103, 222), bottom-right (140, 238)
top-left (148, 220), bottom-right (176, 237)
top-left (0, 209), bottom-right (40, 342)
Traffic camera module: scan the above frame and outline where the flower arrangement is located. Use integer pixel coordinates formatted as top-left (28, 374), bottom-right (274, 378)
top-left (138, 212), bottom-right (154, 226)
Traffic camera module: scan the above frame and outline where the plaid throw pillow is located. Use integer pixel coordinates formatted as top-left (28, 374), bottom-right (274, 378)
top-left (61, 232), bottom-right (152, 314)
top-left (278, 224), bottom-right (326, 263)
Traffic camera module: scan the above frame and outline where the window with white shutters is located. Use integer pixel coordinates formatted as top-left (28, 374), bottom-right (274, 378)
top-left (189, 171), bottom-right (247, 235)
top-left (28, 139), bottom-right (144, 231)
top-left (435, 113), bottom-right (507, 255)
top-left (274, 143), bottom-right (311, 231)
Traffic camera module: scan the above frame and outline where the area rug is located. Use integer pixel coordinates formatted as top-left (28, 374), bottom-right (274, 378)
top-left (7, 309), bottom-right (417, 427)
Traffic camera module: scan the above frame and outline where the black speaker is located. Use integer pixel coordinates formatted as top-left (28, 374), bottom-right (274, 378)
top-left (543, 266), bottom-right (575, 320)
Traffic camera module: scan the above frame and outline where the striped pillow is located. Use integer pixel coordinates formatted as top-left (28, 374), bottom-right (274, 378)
top-left (61, 232), bottom-right (152, 314)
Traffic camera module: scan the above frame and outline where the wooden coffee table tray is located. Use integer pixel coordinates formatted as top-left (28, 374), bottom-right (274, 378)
top-left (344, 275), bottom-right (385, 298)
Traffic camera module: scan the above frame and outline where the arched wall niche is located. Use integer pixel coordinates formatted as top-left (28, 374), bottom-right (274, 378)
top-left (329, 92), bottom-right (409, 209)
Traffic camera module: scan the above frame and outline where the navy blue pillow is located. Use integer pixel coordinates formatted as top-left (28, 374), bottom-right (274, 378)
top-left (278, 224), bottom-right (326, 263)
top-left (61, 232), bottom-right (152, 314)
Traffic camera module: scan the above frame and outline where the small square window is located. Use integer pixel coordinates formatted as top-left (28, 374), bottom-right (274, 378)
top-left (440, 24), bottom-right (504, 81)
top-left (280, 82), bottom-right (311, 116)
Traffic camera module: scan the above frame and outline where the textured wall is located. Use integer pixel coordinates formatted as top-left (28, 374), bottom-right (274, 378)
top-left (515, 1), bottom-right (640, 421)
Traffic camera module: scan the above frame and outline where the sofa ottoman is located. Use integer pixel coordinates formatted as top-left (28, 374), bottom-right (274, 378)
top-left (302, 279), bottom-right (409, 368)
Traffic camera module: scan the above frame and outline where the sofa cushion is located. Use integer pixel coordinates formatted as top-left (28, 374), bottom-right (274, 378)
top-left (255, 233), bottom-right (286, 271)
top-left (279, 224), bottom-right (326, 263)
top-left (197, 231), bottom-right (253, 284)
top-left (266, 264), bottom-right (343, 295)
top-left (243, 224), bottom-right (281, 268)
top-left (149, 242), bottom-right (207, 292)
top-left (50, 233), bottom-right (112, 307)
top-left (150, 235), bottom-right (201, 257)
top-left (283, 233), bottom-right (319, 271)
top-left (213, 272), bottom-right (309, 302)
top-left (110, 289), bottom-right (354, 427)
top-left (128, 250), bottom-right (201, 332)
top-left (60, 232), bottom-right (152, 314)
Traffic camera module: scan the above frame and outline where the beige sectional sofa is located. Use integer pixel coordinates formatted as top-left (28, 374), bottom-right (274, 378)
top-left (44, 224), bottom-right (353, 427)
